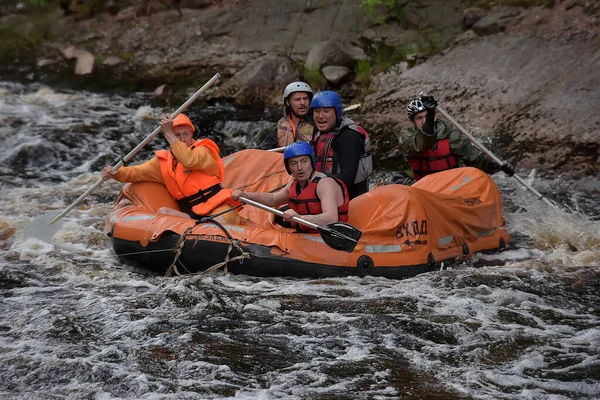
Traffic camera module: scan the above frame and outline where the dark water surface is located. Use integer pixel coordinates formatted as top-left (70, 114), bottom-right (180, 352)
top-left (1, 82), bottom-right (599, 399)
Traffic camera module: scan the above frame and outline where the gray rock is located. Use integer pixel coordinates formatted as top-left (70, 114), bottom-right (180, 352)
top-left (218, 56), bottom-right (299, 103)
top-left (306, 40), bottom-right (366, 70)
top-left (322, 65), bottom-right (352, 85)
top-left (472, 6), bottom-right (523, 36)
top-left (463, 7), bottom-right (486, 30)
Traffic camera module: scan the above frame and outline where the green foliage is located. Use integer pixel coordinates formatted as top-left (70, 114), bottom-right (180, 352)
top-left (0, 14), bottom-right (54, 61)
top-left (360, 0), bottom-right (397, 24)
top-left (302, 65), bottom-right (327, 91)
top-left (354, 60), bottom-right (372, 89)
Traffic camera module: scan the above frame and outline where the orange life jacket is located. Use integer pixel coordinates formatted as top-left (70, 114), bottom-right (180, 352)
top-left (408, 138), bottom-right (459, 181)
top-left (156, 139), bottom-right (240, 217)
top-left (288, 172), bottom-right (349, 233)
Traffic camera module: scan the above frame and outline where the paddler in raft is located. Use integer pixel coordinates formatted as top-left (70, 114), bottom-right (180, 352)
top-left (101, 113), bottom-right (241, 224)
top-left (231, 142), bottom-right (349, 233)
top-left (393, 94), bottom-right (517, 185)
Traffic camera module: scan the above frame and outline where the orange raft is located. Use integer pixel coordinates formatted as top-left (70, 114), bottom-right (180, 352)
top-left (105, 149), bottom-right (509, 279)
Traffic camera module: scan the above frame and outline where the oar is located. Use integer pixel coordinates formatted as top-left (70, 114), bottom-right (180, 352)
top-left (203, 182), bottom-right (291, 220)
top-left (436, 106), bottom-right (556, 208)
top-left (24, 210), bottom-right (65, 243)
top-left (238, 196), bottom-right (361, 253)
top-left (47, 73), bottom-right (221, 226)
top-left (267, 146), bottom-right (285, 153)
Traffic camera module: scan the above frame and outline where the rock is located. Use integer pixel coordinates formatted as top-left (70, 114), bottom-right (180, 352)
top-left (102, 56), bottom-right (123, 66)
top-left (453, 29), bottom-right (477, 45)
top-left (322, 66), bottom-right (351, 85)
top-left (371, 62), bottom-right (408, 89)
top-left (472, 6), bottom-right (523, 36)
top-left (152, 84), bottom-right (171, 97)
top-left (115, 6), bottom-right (137, 22)
top-left (62, 46), bottom-right (94, 75)
top-left (463, 7), bottom-right (486, 30)
top-left (218, 55), bottom-right (299, 103)
top-left (305, 40), bottom-right (366, 70)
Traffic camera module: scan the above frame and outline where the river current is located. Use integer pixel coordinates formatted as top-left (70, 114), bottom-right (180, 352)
top-left (1, 81), bottom-right (598, 399)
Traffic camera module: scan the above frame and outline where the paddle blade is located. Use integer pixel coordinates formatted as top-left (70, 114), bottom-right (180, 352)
top-left (319, 222), bottom-right (362, 253)
top-left (24, 210), bottom-right (65, 243)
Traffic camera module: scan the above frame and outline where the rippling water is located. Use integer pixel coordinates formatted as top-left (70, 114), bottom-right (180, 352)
top-left (1, 81), bottom-right (599, 399)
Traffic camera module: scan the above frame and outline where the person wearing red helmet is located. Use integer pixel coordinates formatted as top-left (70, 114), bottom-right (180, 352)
top-left (101, 113), bottom-right (240, 224)
top-left (232, 142), bottom-right (349, 233)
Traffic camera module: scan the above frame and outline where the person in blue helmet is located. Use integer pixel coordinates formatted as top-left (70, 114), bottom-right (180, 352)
top-left (231, 142), bottom-right (349, 232)
top-left (310, 90), bottom-right (373, 200)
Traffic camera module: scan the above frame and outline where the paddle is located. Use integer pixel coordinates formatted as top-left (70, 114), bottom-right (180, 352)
top-left (43, 73), bottom-right (221, 228)
top-left (203, 182), bottom-right (291, 220)
top-left (238, 196), bottom-right (361, 253)
top-left (24, 210), bottom-right (65, 243)
top-left (436, 105), bottom-right (556, 208)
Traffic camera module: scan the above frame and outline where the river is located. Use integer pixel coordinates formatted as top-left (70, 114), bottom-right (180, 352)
top-left (1, 81), bottom-right (599, 399)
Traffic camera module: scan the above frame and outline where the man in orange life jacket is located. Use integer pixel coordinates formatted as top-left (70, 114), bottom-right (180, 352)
top-left (396, 94), bottom-right (516, 183)
top-left (101, 113), bottom-right (240, 224)
top-left (311, 90), bottom-right (373, 200)
top-left (231, 142), bottom-right (349, 233)
top-left (258, 81), bottom-right (315, 149)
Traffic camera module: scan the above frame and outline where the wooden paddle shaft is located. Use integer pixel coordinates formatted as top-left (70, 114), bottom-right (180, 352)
top-left (436, 106), bottom-right (555, 207)
top-left (50, 73), bottom-right (222, 224)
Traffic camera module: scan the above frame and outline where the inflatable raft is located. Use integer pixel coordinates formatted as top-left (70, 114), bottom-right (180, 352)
top-left (105, 149), bottom-right (509, 279)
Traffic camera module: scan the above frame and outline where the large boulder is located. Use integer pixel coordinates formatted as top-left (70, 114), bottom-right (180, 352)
top-left (217, 56), bottom-right (299, 104)
top-left (305, 40), bottom-right (366, 70)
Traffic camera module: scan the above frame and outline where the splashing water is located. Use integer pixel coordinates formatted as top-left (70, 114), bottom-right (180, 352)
top-left (0, 81), bottom-right (599, 399)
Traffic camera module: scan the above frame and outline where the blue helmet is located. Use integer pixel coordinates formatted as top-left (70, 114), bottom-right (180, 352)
top-left (283, 141), bottom-right (316, 175)
top-left (310, 90), bottom-right (343, 120)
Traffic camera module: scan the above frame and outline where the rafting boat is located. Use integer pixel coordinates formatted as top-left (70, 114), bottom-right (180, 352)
top-left (105, 149), bottom-right (509, 279)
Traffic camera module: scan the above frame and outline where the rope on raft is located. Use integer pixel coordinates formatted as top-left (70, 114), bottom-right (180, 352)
top-left (164, 217), bottom-right (250, 277)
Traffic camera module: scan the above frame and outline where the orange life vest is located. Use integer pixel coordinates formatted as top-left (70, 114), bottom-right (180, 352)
top-left (288, 172), bottom-right (349, 233)
top-left (408, 138), bottom-right (459, 181)
top-left (155, 139), bottom-right (240, 217)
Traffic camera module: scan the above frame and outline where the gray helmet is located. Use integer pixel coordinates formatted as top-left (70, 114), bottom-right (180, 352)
top-left (283, 81), bottom-right (313, 104)
top-left (407, 98), bottom-right (426, 120)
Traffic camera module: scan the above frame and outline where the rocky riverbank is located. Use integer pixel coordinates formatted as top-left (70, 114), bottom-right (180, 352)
top-left (1, 0), bottom-right (598, 189)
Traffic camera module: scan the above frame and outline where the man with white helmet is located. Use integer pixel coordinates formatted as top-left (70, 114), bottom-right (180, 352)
top-left (258, 81), bottom-right (315, 149)
top-left (396, 94), bottom-right (516, 183)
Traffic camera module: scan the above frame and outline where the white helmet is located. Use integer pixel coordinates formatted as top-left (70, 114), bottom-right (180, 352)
top-left (283, 81), bottom-right (313, 104)
top-left (407, 98), bottom-right (426, 120)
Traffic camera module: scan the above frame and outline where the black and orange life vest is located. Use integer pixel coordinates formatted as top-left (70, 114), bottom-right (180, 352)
top-left (313, 118), bottom-right (372, 184)
top-left (155, 138), bottom-right (239, 217)
top-left (288, 172), bottom-right (349, 233)
top-left (408, 138), bottom-right (459, 180)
